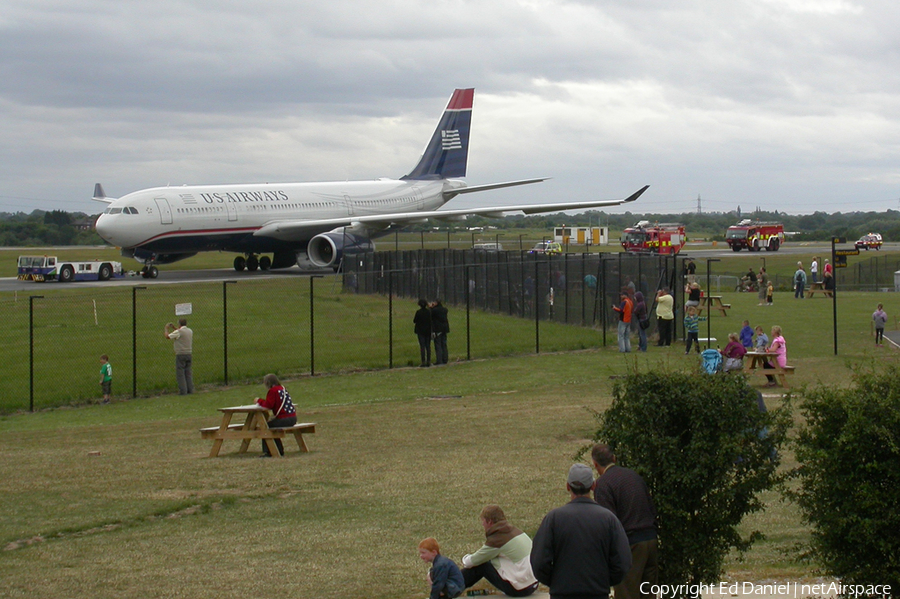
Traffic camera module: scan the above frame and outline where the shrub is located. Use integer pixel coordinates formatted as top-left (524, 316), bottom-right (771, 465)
top-left (591, 371), bottom-right (790, 590)
top-left (791, 370), bottom-right (900, 589)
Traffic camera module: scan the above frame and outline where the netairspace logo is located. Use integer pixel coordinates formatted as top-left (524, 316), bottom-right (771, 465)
top-left (641, 582), bottom-right (892, 599)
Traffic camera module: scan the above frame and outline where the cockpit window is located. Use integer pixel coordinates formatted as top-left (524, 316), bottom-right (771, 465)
top-left (109, 208), bottom-right (123, 214)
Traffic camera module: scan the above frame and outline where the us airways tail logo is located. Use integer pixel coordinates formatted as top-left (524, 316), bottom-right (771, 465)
top-left (441, 130), bottom-right (462, 150)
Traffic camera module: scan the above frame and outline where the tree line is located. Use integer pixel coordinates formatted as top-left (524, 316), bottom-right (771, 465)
top-left (3, 206), bottom-right (900, 246)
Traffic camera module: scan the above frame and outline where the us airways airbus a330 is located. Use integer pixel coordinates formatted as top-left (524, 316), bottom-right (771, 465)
top-left (93, 88), bottom-right (648, 278)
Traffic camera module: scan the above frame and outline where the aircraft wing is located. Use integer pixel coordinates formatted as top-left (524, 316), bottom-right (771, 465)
top-left (254, 185), bottom-right (648, 241)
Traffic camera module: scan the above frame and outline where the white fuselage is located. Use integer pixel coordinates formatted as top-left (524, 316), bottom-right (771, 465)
top-left (95, 178), bottom-right (452, 253)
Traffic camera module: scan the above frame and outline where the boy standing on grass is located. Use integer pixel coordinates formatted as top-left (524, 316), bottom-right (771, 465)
top-left (99, 354), bottom-right (112, 403)
top-left (419, 537), bottom-right (464, 599)
top-left (683, 306), bottom-right (706, 354)
top-left (766, 281), bottom-right (774, 306)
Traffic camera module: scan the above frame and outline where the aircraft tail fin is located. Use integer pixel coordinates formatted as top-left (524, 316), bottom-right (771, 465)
top-left (402, 88), bottom-right (473, 181)
top-left (92, 183), bottom-right (116, 204)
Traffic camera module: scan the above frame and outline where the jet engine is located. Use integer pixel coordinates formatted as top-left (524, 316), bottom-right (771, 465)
top-left (306, 231), bottom-right (375, 270)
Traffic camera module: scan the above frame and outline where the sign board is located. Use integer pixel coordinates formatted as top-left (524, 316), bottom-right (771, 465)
top-left (834, 255), bottom-right (847, 267)
top-left (834, 249), bottom-right (859, 256)
top-left (175, 303), bottom-right (193, 316)
top-left (832, 237), bottom-right (846, 244)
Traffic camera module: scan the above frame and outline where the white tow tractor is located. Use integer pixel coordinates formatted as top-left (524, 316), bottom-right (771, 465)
top-left (16, 255), bottom-right (127, 282)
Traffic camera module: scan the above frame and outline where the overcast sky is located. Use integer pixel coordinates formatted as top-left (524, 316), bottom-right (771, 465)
top-left (2, 0), bottom-right (899, 217)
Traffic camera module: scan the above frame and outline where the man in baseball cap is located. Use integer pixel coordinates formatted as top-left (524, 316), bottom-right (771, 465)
top-left (530, 464), bottom-right (632, 599)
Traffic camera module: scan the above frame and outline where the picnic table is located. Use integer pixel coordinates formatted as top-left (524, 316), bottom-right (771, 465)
top-left (200, 404), bottom-right (316, 458)
top-left (743, 351), bottom-right (795, 388)
top-left (806, 281), bottom-right (833, 298)
top-left (697, 295), bottom-right (731, 317)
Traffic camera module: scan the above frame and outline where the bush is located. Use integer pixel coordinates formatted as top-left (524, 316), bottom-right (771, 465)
top-left (791, 370), bottom-right (900, 589)
top-left (591, 371), bottom-right (790, 590)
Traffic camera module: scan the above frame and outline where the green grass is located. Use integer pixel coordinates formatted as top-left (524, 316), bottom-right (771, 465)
top-left (1, 304), bottom-right (898, 597)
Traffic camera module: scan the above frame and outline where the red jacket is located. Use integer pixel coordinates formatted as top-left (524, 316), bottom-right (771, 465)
top-left (256, 385), bottom-right (296, 419)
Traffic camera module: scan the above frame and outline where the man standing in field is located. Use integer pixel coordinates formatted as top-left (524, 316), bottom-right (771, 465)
top-left (164, 318), bottom-right (193, 395)
top-left (591, 444), bottom-right (659, 599)
top-left (531, 464), bottom-right (631, 599)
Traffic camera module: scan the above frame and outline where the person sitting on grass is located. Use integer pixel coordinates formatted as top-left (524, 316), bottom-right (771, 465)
top-left (419, 537), bottom-right (464, 599)
top-left (254, 374), bottom-right (297, 457)
top-left (461, 505), bottom-right (539, 597)
top-left (721, 332), bottom-right (747, 372)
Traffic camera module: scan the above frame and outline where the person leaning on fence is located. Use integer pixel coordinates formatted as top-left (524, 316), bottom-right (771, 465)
top-left (164, 318), bottom-right (193, 395)
top-left (414, 299), bottom-right (433, 367)
top-left (655, 288), bottom-right (675, 347)
top-left (430, 299), bottom-right (450, 365)
top-left (254, 373), bottom-right (297, 457)
top-left (99, 354), bottom-right (112, 403)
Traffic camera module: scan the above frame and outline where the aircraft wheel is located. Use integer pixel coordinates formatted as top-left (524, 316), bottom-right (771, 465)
top-left (148, 266), bottom-right (159, 279)
top-left (247, 256), bottom-right (259, 272)
top-left (259, 256), bottom-right (271, 271)
top-left (233, 256), bottom-right (246, 271)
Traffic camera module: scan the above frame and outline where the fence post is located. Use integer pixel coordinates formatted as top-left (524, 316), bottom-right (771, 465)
top-left (223, 281), bottom-right (236, 385)
top-left (388, 270), bottom-right (394, 368)
top-left (310, 275), bottom-right (323, 375)
top-left (465, 264), bottom-right (472, 360)
top-left (132, 286), bottom-right (145, 399)
top-left (29, 295), bottom-right (43, 412)
top-left (534, 259), bottom-right (540, 353)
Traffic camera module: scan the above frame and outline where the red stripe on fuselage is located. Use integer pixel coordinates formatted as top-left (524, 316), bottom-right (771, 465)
top-left (134, 226), bottom-right (261, 247)
top-left (447, 88), bottom-right (474, 111)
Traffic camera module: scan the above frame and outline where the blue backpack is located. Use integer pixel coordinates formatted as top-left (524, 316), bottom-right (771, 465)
top-left (701, 349), bottom-right (723, 374)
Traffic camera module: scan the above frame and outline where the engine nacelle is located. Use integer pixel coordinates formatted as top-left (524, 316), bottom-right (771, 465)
top-left (306, 232), bottom-right (375, 269)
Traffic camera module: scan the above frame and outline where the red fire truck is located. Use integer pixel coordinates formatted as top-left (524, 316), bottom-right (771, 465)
top-left (725, 220), bottom-right (784, 252)
top-left (621, 221), bottom-right (686, 255)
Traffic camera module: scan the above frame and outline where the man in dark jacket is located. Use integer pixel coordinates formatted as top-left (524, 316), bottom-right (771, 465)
top-left (531, 464), bottom-right (631, 599)
top-left (413, 299), bottom-right (432, 367)
top-left (592, 444), bottom-right (658, 599)
top-left (430, 299), bottom-right (450, 365)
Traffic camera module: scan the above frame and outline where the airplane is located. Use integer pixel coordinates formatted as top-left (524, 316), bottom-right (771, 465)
top-left (93, 88), bottom-right (648, 278)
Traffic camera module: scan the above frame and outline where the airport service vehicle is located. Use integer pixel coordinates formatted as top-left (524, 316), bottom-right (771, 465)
top-left (620, 221), bottom-right (686, 255)
top-left (17, 256), bottom-right (127, 282)
top-left (725, 220), bottom-right (784, 252)
top-left (527, 241), bottom-right (563, 255)
top-left (92, 88), bottom-right (648, 277)
top-left (855, 233), bottom-right (883, 250)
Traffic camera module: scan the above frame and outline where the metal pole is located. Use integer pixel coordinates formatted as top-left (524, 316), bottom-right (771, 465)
top-left (223, 281), bottom-right (236, 385)
top-left (132, 286), bottom-right (145, 399)
top-left (706, 258), bottom-right (720, 349)
top-left (310, 275), bottom-right (323, 375)
top-left (535, 259), bottom-right (540, 353)
top-left (465, 264), bottom-right (472, 360)
top-left (389, 271), bottom-right (394, 368)
top-left (29, 295), bottom-right (43, 412)
top-left (832, 238), bottom-right (838, 355)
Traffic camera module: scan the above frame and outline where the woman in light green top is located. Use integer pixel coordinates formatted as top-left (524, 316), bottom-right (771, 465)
top-left (655, 288), bottom-right (675, 346)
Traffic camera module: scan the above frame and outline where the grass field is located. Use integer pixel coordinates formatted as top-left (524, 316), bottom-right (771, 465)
top-left (2, 245), bottom-right (897, 597)
top-left (2, 275), bottom-right (899, 597)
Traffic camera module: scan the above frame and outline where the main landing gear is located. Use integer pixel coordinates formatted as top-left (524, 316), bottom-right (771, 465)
top-left (233, 254), bottom-right (272, 272)
top-left (140, 265), bottom-right (159, 279)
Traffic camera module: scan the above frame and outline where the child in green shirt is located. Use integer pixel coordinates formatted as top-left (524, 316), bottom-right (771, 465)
top-left (99, 354), bottom-right (112, 403)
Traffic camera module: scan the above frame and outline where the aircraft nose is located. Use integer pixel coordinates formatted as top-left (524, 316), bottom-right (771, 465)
top-left (94, 214), bottom-right (116, 245)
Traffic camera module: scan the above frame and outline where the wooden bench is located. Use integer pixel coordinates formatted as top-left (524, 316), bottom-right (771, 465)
top-left (199, 422), bottom-right (316, 454)
top-left (697, 296), bottom-right (730, 317)
top-left (806, 281), bottom-right (833, 298)
top-left (746, 364), bottom-right (795, 388)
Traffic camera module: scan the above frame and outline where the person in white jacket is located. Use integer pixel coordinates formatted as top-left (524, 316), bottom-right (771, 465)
top-left (461, 505), bottom-right (539, 597)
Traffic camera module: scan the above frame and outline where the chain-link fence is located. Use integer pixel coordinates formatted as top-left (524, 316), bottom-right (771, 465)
top-left (2, 251), bottom-right (680, 414)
